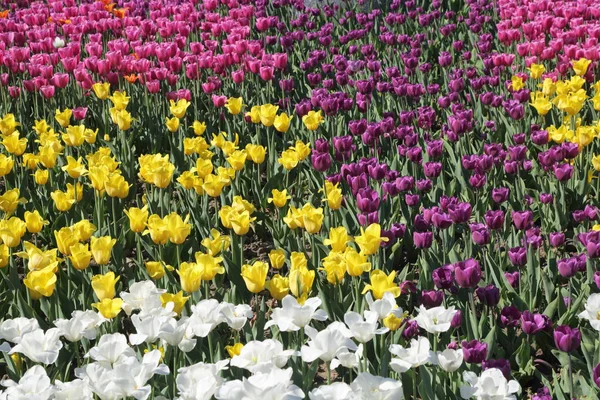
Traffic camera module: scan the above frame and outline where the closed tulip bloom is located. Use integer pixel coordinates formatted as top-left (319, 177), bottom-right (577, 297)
top-left (278, 149), bottom-right (300, 170)
top-left (274, 113), bottom-right (293, 133)
top-left (0, 217), bottom-right (27, 247)
top-left (259, 104), bottom-right (278, 127)
top-left (268, 249), bottom-right (286, 270)
top-left (245, 144), bottom-right (266, 164)
top-left (71, 220), bottom-right (96, 242)
top-left (0, 188), bottom-right (26, 214)
top-left (104, 173), bottom-right (130, 198)
top-left (461, 340), bottom-right (488, 363)
top-left (92, 82), bottom-right (110, 100)
top-left (225, 97), bottom-right (243, 115)
top-left (289, 265), bottom-right (315, 303)
top-left (302, 204), bottom-right (324, 234)
top-left (54, 227), bottom-right (78, 255)
top-left (55, 108), bottom-right (72, 128)
top-left (191, 120), bottom-right (207, 136)
top-left (62, 156), bottom-right (87, 179)
top-left (226, 150), bottom-right (247, 171)
top-left (91, 271), bottom-right (120, 301)
top-left (24, 263), bottom-right (58, 300)
top-left (51, 190), bottom-right (75, 212)
top-left (344, 247), bottom-right (371, 277)
top-left (572, 58), bottom-right (592, 76)
top-left (323, 182), bottom-right (343, 210)
top-left (24, 210), bottom-right (48, 233)
top-left (413, 231), bottom-right (433, 248)
top-left (527, 63), bottom-right (545, 79)
top-left (90, 236), bottom-right (116, 265)
top-left (201, 229), bottom-right (231, 256)
top-left (454, 259), bottom-right (482, 288)
top-left (124, 206), bottom-right (149, 233)
top-left (144, 214), bottom-right (170, 245)
top-left (266, 274), bottom-right (289, 300)
top-left (242, 261), bottom-right (269, 293)
top-left (68, 243), bottom-right (92, 271)
top-left (520, 311), bottom-right (551, 334)
top-left (34, 169), bottom-right (48, 185)
top-left (320, 251), bottom-right (347, 285)
top-left (0, 154), bottom-right (14, 177)
top-left (92, 298), bottom-right (123, 319)
top-left (554, 325), bottom-right (581, 352)
top-left (178, 262), bottom-right (202, 293)
top-left (165, 117), bottom-right (180, 133)
top-left (165, 213), bottom-right (192, 245)
top-left (476, 285), bottom-right (500, 306)
top-left (109, 91), bottom-right (130, 111)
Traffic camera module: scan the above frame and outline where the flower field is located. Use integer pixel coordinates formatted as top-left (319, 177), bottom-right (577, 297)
top-left (0, 0), bottom-right (600, 398)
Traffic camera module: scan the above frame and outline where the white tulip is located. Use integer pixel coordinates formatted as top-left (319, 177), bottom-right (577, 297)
top-left (309, 382), bottom-right (357, 400)
top-left (1, 365), bottom-right (54, 399)
top-left (129, 304), bottom-right (176, 346)
top-left (215, 367), bottom-right (304, 400)
top-left (578, 293), bottom-right (600, 331)
top-left (350, 372), bottom-right (404, 400)
top-left (460, 368), bottom-right (520, 399)
top-left (265, 295), bottom-right (328, 332)
top-left (389, 336), bottom-right (433, 373)
top-left (0, 317), bottom-right (40, 343)
top-left (176, 360), bottom-right (229, 400)
top-left (301, 322), bottom-right (357, 363)
top-left (435, 348), bottom-right (464, 372)
top-left (54, 379), bottom-right (94, 400)
top-left (344, 310), bottom-right (388, 343)
top-left (84, 333), bottom-right (135, 367)
top-left (54, 310), bottom-right (104, 342)
top-left (186, 299), bottom-right (223, 338)
top-left (230, 339), bottom-right (296, 373)
top-left (52, 37), bottom-right (65, 49)
top-left (219, 302), bottom-right (253, 331)
top-left (414, 305), bottom-right (457, 334)
top-left (10, 328), bottom-right (63, 365)
top-left (120, 280), bottom-right (165, 316)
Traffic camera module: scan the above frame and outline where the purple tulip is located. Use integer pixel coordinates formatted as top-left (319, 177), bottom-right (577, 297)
top-left (432, 212), bottom-right (453, 230)
top-left (405, 194), bottom-right (420, 207)
top-left (311, 151), bottom-right (331, 172)
top-left (476, 285), bottom-right (500, 307)
top-left (504, 271), bottom-right (520, 288)
top-left (356, 188), bottom-right (380, 213)
top-left (448, 202), bottom-right (472, 224)
top-left (432, 265), bottom-right (454, 290)
top-left (482, 358), bottom-right (511, 379)
top-left (454, 259), bottom-right (482, 288)
top-left (553, 325), bottom-right (581, 352)
top-left (462, 340), bottom-right (488, 363)
top-left (553, 163), bottom-right (574, 182)
top-left (423, 162), bottom-right (442, 178)
top-left (470, 223), bottom-right (490, 245)
top-left (421, 290), bottom-right (444, 308)
top-left (549, 232), bottom-right (565, 248)
top-left (593, 363), bottom-right (600, 388)
top-left (500, 305), bottom-right (521, 327)
top-left (451, 310), bottom-right (462, 328)
top-left (508, 246), bottom-right (527, 267)
top-left (491, 187), bottom-right (510, 203)
top-left (484, 210), bottom-right (505, 230)
top-left (557, 257), bottom-right (578, 278)
top-left (594, 271), bottom-right (600, 290)
top-left (539, 193), bottom-right (553, 204)
top-left (413, 231), bottom-right (433, 249)
top-left (511, 210), bottom-right (533, 230)
top-left (402, 320), bottom-right (419, 339)
top-left (521, 311), bottom-right (551, 335)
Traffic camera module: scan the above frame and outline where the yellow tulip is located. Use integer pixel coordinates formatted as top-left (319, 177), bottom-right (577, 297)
top-left (34, 169), bottom-right (49, 185)
top-left (301, 203), bottom-right (324, 234)
top-left (510, 75), bottom-right (525, 91)
top-left (201, 229), bottom-right (231, 256)
top-left (225, 97), bottom-right (243, 115)
top-left (91, 271), bottom-right (120, 300)
top-left (230, 210), bottom-right (256, 235)
top-left (572, 58), bottom-right (592, 76)
top-left (23, 263), bottom-right (58, 300)
top-left (293, 140), bottom-right (311, 161)
top-left (202, 174), bottom-right (228, 197)
top-left (0, 244), bottom-right (8, 268)
top-left (226, 343), bottom-right (244, 358)
top-left (320, 251), bottom-right (346, 285)
top-left (268, 249), bottom-right (286, 270)
top-left (68, 242), bottom-right (92, 271)
top-left (266, 274), bottom-right (289, 300)
top-left (0, 188), bottom-right (26, 214)
top-left (51, 190), bottom-right (75, 212)
top-left (344, 247), bottom-right (371, 277)
top-left (0, 154), bottom-right (13, 177)
top-left (124, 206), bottom-right (149, 233)
top-left (160, 291), bottom-right (189, 315)
top-left (145, 261), bottom-right (173, 280)
top-left (62, 156), bottom-right (87, 179)
top-left (268, 189), bottom-right (290, 208)
top-left (109, 91), bottom-right (130, 111)
top-left (241, 261), bottom-right (269, 293)
top-left (90, 236), bottom-right (116, 265)
top-left (323, 227), bottom-right (352, 253)
top-left (23, 153), bottom-right (38, 170)
top-left (530, 92), bottom-right (552, 116)
top-left (14, 242), bottom-right (59, 271)
top-left (283, 206), bottom-right (304, 230)
top-left (0, 217), bottom-right (26, 247)
top-left (194, 252), bottom-right (225, 280)
top-left (55, 108), bottom-right (72, 128)
top-left (191, 120), bottom-right (207, 136)
top-left (278, 149), bottom-right (299, 170)
top-left (219, 205), bottom-right (235, 229)
top-left (362, 270), bottom-right (400, 299)
top-left (226, 150), bottom-right (247, 171)
top-left (114, 109), bottom-right (133, 130)
top-left (71, 220), bottom-right (96, 242)
top-left (383, 313), bottom-right (404, 331)
top-left (165, 213), bottom-right (192, 245)
top-left (355, 223), bottom-right (388, 256)
top-left (3, 131), bottom-right (27, 156)
top-left (241, 106), bottom-right (258, 124)
top-left (274, 113), bottom-right (293, 133)
top-left (527, 63), bottom-right (545, 79)
top-left (0, 113), bottom-right (20, 135)
top-left (169, 99), bottom-right (190, 118)
top-left (178, 262), bottom-right (202, 293)
top-left (105, 172), bottom-right (130, 199)
top-left (165, 116), bottom-right (180, 133)
top-left (259, 104), bottom-right (279, 127)
top-left (24, 210), bottom-right (48, 234)
top-left (92, 82), bottom-right (110, 100)
top-left (539, 78), bottom-right (556, 96)
top-left (92, 298), bottom-right (123, 319)
top-left (593, 155), bottom-right (600, 172)
top-left (290, 251), bottom-right (308, 271)
top-left (232, 196), bottom-right (255, 214)
top-left (54, 227), bottom-right (78, 255)
top-left (289, 266), bottom-right (314, 303)
top-left (245, 144), bottom-right (266, 164)
top-left (301, 110), bottom-right (324, 131)
top-left (62, 125), bottom-right (86, 147)
top-left (144, 214), bottom-right (169, 245)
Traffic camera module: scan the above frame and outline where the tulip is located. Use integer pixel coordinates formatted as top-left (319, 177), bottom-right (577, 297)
top-left (274, 113), bottom-right (293, 133)
top-left (230, 210), bottom-right (255, 236)
top-left (355, 223), bottom-right (388, 256)
top-left (454, 259), bottom-right (482, 288)
top-left (521, 311), bottom-right (551, 334)
top-left (267, 189), bottom-right (290, 208)
top-left (68, 243), bottom-right (92, 271)
top-left (90, 236), bottom-right (116, 265)
top-left (362, 270), bottom-right (400, 300)
top-left (91, 271), bottom-right (120, 301)
top-left (169, 98), bottom-right (190, 118)
top-left (241, 261), bottom-right (269, 293)
top-left (23, 263), bottom-right (58, 300)
top-left (266, 274), bottom-right (290, 301)
top-left (165, 117), bottom-right (180, 133)
top-left (461, 340), bottom-right (488, 363)
top-left (225, 97), bottom-right (243, 115)
top-left (92, 82), bottom-right (110, 100)
top-left (24, 210), bottom-right (48, 234)
top-left (124, 206), bottom-right (149, 233)
top-left (145, 261), bottom-right (173, 280)
top-left (92, 298), bottom-right (123, 319)
top-left (482, 359), bottom-right (511, 379)
top-left (259, 104), bottom-right (278, 127)
top-left (302, 110), bottom-right (324, 131)
top-left (476, 285), bottom-right (500, 306)
top-left (554, 325), bottom-right (581, 352)
top-left (164, 213), bottom-right (192, 245)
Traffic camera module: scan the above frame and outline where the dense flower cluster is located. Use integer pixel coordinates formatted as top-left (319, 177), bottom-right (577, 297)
top-left (0, 0), bottom-right (598, 398)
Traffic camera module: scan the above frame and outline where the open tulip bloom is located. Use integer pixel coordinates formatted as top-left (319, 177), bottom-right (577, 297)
top-left (1, 0), bottom-right (600, 397)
